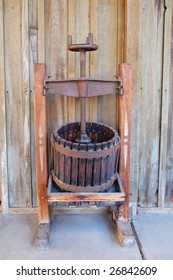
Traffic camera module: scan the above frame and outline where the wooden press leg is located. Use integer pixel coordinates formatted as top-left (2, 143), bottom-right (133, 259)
top-left (113, 63), bottom-right (135, 247)
top-left (34, 64), bottom-right (50, 249)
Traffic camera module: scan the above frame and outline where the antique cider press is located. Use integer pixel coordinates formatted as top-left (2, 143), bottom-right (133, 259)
top-left (34, 33), bottom-right (133, 249)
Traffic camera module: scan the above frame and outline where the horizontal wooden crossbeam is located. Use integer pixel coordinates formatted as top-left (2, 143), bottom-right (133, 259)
top-left (47, 192), bottom-right (125, 203)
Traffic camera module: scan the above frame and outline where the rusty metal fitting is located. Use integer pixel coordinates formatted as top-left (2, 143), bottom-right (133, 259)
top-left (68, 33), bottom-right (98, 52)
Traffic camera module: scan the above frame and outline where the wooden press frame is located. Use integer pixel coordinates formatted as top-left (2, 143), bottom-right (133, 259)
top-left (34, 63), bottom-right (133, 249)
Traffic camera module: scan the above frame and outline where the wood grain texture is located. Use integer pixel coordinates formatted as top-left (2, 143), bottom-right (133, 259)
top-left (138, 0), bottom-right (164, 207)
top-left (67, 0), bottom-right (76, 122)
top-left (97, 0), bottom-right (118, 128)
top-left (47, 192), bottom-right (125, 203)
top-left (118, 64), bottom-right (132, 220)
top-left (4, 0), bottom-right (31, 207)
top-left (45, 0), bottom-right (68, 134)
top-left (22, 0), bottom-right (32, 207)
top-left (34, 64), bottom-right (49, 223)
top-left (74, 0), bottom-right (90, 122)
top-left (164, 1), bottom-right (173, 207)
top-left (38, 0), bottom-right (45, 63)
top-left (29, 0), bottom-right (38, 207)
top-left (125, 0), bottom-right (142, 205)
top-left (125, 0), bottom-right (165, 207)
top-left (0, 0), bottom-right (8, 213)
top-left (89, 0), bottom-right (98, 122)
top-left (158, 1), bottom-right (171, 207)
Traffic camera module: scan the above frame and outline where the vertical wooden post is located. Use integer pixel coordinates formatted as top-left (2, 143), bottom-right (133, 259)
top-left (118, 63), bottom-right (132, 220)
top-left (34, 64), bottom-right (50, 249)
top-left (112, 63), bottom-right (134, 247)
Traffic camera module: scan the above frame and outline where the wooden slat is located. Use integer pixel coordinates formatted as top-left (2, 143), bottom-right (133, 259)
top-left (75, 0), bottom-right (90, 122)
top-left (97, 0), bottom-right (118, 128)
top-left (29, 0), bottom-right (38, 207)
top-left (4, 0), bottom-right (31, 207)
top-left (67, 0), bottom-right (76, 122)
top-left (117, 0), bottom-right (125, 65)
top-left (124, 0), bottom-right (142, 205)
top-left (100, 142), bottom-right (108, 184)
top-left (38, 0), bottom-right (45, 63)
top-left (59, 139), bottom-right (65, 182)
top-left (71, 142), bottom-right (79, 185)
top-left (86, 144), bottom-right (95, 186)
top-left (159, 1), bottom-right (173, 207)
top-left (89, 0), bottom-right (98, 121)
top-left (22, 0), bottom-right (32, 207)
top-left (78, 144), bottom-right (87, 187)
top-left (138, 1), bottom-right (164, 207)
top-left (107, 140), bottom-right (114, 180)
top-left (34, 64), bottom-right (49, 223)
top-left (93, 143), bottom-right (101, 186)
top-left (0, 0), bottom-right (8, 213)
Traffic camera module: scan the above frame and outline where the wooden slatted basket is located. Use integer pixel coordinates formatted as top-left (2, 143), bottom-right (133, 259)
top-left (51, 122), bottom-right (120, 192)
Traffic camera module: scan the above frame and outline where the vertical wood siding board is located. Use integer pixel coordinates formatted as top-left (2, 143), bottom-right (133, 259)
top-left (67, 0), bottom-right (76, 122)
top-left (137, 1), bottom-right (164, 206)
top-left (37, 0), bottom-right (45, 63)
top-left (117, 0), bottom-right (125, 66)
top-left (29, 0), bottom-right (38, 207)
top-left (165, 94), bottom-right (173, 206)
top-left (97, 0), bottom-right (118, 129)
top-left (116, 0), bottom-right (125, 129)
top-left (125, 0), bottom-right (142, 204)
top-left (138, 0), bottom-right (146, 206)
top-left (138, 0), bottom-right (147, 206)
top-left (0, 0), bottom-right (8, 212)
top-left (89, 0), bottom-right (98, 122)
top-left (62, 0), bottom-right (68, 124)
top-left (159, 1), bottom-right (173, 207)
top-left (75, 0), bottom-right (90, 122)
top-left (75, 0), bottom-right (82, 122)
top-left (4, 0), bottom-right (31, 207)
top-left (22, 0), bottom-right (32, 207)
top-left (29, 0), bottom-right (37, 30)
top-left (152, 1), bottom-right (164, 206)
top-left (165, 2), bottom-right (173, 206)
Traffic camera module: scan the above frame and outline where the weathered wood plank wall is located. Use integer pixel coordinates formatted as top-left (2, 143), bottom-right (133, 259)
top-left (126, 0), bottom-right (165, 207)
top-left (0, 0), bottom-right (172, 211)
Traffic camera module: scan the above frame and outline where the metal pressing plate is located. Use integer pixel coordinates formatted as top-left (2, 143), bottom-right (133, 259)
top-left (44, 78), bottom-right (122, 97)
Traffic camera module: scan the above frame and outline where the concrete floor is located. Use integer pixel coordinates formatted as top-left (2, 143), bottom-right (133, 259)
top-left (0, 210), bottom-right (141, 260)
top-left (0, 210), bottom-right (173, 260)
top-left (132, 213), bottom-right (173, 260)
